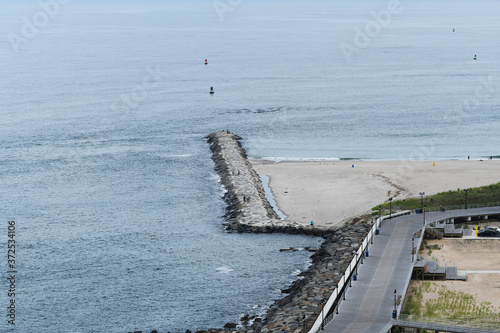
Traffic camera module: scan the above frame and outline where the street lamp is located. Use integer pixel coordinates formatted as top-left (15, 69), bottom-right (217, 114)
top-left (464, 189), bottom-right (469, 209)
top-left (419, 192), bottom-right (425, 213)
top-left (393, 289), bottom-right (397, 318)
top-left (389, 197), bottom-right (393, 219)
top-left (423, 204), bottom-right (426, 226)
top-left (355, 251), bottom-right (359, 274)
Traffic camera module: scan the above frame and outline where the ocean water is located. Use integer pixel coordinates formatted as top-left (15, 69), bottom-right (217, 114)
top-left (1, 1), bottom-right (499, 332)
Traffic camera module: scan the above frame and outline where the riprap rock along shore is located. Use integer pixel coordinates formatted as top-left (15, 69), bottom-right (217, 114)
top-left (194, 131), bottom-right (373, 333)
top-left (206, 131), bottom-right (330, 235)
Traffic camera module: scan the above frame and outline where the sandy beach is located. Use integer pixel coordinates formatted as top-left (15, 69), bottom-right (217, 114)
top-left (251, 160), bottom-right (500, 228)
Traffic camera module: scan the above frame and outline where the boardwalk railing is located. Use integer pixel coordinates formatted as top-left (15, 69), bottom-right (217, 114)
top-left (310, 206), bottom-right (500, 333)
top-left (308, 210), bottom-right (411, 333)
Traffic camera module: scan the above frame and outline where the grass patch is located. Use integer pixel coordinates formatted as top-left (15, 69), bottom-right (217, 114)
top-left (372, 182), bottom-right (500, 212)
top-left (403, 282), bottom-right (500, 324)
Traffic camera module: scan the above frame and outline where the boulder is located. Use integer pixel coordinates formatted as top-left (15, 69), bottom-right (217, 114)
top-left (223, 323), bottom-right (237, 329)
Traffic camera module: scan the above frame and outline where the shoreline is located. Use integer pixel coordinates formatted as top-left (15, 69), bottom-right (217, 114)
top-left (202, 132), bottom-right (500, 333)
top-left (206, 131), bottom-right (332, 235)
top-left (251, 159), bottom-right (500, 228)
top-left (202, 132), bottom-right (372, 333)
top-left (252, 156), bottom-right (498, 162)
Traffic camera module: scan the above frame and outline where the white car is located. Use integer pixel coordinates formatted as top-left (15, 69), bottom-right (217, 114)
top-left (483, 226), bottom-right (500, 232)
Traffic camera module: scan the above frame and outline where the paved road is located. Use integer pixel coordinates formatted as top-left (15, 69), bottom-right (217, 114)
top-left (322, 207), bottom-right (500, 333)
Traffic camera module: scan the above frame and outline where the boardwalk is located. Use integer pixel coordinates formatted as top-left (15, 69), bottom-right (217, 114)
top-left (322, 207), bottom-right (500, 333)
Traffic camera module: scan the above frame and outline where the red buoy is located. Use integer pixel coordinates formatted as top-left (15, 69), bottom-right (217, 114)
top-left (205, 59), bottom-right (208, 65)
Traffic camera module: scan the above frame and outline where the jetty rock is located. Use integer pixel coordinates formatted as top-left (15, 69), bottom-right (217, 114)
top-left (202, 132), bottom-right (374, 333)
top-left (206, 131), bottom-right (330, 235)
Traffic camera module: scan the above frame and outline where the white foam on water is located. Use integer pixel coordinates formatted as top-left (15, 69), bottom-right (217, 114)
top-left (216, 266), bottom-right (234, 274)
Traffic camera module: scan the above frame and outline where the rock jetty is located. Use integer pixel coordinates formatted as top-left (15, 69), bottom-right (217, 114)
top-left (195, 224), bottom-right (371, 333)
top-left (206, 131), bottom-right (328, 235)
top-left (187, 132), bottom-right (374, 333)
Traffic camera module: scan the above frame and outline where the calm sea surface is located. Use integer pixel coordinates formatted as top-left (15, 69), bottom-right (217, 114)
top-left (1, 1), bottom-right (499, 332)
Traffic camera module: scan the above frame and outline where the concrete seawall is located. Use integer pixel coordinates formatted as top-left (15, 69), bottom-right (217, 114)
top-left (206, 131), bottom-right (328, 235)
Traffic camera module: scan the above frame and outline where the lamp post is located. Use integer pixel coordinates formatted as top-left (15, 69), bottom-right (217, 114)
top-left (464, 189), bottom-right (469, 209)
top-left (389, 197), bottom-right (393, 219)
top-left (393, 289), bottom-right (397, 318)
top-left (419, 192), bottom-right (425, 213)
top-left (355, 250), bottom-right (359, 273)
top-left (423, 204), bottom-right (426, 226)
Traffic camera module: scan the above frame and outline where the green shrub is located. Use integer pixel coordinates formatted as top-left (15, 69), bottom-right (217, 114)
top-left (371, 182), bottom-right (500, 212)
